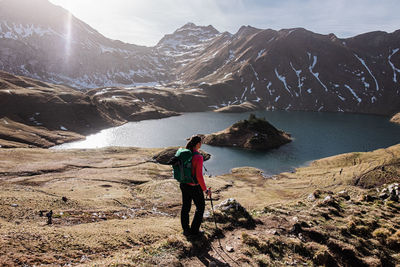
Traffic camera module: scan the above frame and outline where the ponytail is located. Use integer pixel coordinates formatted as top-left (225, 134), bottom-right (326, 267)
top-left (186, 135), bottom-right (202, 152)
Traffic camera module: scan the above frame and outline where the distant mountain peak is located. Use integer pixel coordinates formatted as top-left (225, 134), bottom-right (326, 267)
top-left (174, 22), bottom-right (219, 34)
top-left (155, 22), bottom-right (220, 56)
top-left (181, 22), bottom-right (197, 28)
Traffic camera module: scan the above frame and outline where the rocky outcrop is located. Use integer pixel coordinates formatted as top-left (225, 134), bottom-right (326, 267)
top-left (204, 198), bottom-right (257, 229)
top-left (0, 117), bottom-right (83, 148)
top-left (0, 71), bottom-right (119, 136)
top-left (0, 72), bottom-right (184, 147)
top-left (391, 112), bottom-right (400, 124)
top-left (214, 101), bottom-right (260, 113)
top-left (202, 114), bottom-right (291, 150)
top-left (152, 146), bottom-right (211, 164)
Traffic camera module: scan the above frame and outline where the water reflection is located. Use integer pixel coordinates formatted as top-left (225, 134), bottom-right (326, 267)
top-left (54, 111), bottom-right (400, 175)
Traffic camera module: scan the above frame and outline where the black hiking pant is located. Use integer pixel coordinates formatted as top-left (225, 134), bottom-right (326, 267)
top-left (180, 183), bottom-right (205, 234)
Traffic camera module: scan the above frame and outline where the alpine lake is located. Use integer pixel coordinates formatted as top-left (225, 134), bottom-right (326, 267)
top-left (53, 111), bottom-right (400, 176)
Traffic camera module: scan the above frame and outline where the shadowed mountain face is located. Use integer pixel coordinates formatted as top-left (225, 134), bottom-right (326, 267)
top-left (0, 71), bottom-right (182, 141)
top-left (1, 0), bottom-right (400, 115)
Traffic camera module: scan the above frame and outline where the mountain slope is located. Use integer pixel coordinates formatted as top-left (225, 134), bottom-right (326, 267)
top-left (1, 0), bottom-right (400, 115)
top-left (0, 0), bottom-right (171, 88)
top-left (182, 27), bottom-right (400, 115)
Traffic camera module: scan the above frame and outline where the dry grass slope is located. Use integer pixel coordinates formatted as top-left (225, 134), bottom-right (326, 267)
top-left (0, 143), bottom-right (399, 266)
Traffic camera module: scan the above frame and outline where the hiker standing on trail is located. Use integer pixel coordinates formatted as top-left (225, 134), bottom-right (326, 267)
top-left (180, 135), bottom-right (211, 237)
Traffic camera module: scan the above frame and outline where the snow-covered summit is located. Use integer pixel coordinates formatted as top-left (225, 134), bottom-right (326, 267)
top-left (156, 22), bottom-right (220, 57)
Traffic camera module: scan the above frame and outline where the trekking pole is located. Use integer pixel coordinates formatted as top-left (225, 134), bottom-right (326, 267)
top-left (208, 188), bottom-right (223, 249)
top-left (209, 191), bottom-right (218, 231)
top-left (203, 164), bottom-right (212, 177)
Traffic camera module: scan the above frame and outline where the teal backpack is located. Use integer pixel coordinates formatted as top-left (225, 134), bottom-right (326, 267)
top-left (170, 148), bottom-right (200, 183)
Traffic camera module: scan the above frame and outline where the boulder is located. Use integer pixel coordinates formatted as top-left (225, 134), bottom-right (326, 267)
top-left (205, 198), bottom-right (256, 228)
top-left (152, 147), bottom-right (211, 165)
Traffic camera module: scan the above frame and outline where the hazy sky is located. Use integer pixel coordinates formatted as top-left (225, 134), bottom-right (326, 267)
top-left (48, 0), bottom-right (400, 47)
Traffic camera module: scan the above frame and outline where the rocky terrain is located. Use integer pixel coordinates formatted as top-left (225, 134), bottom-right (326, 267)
top-left (202, 114), bottom-right (292, 151)
top-left (1, 1), bottom-right (400, 266)
top-left (1, 0), bottom-right (400, 116)
top-left (0, 71), bottom-right (186, 147)
top-left (391, 112), bottom-right (400, 124)
top-left (0, 143), bottom-right (399, 266)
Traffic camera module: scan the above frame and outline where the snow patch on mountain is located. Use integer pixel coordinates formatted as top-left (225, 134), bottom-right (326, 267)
top-left (250, 64), bottom-right (259, 80)
top-left (266, 81), bottom-right (272, 95)
top-left (274, 68), bottom-right (292, 96)
top-left (308, 54), bottom-right (328, 92)
top-left (256, 49), bottom-right (266, 60)
top-left (388, 48), bottom-right (400, 83)
top-left (241, 86), bottom-right (248, 100)
top-left (290, 62), bottom-right (303, 94)
top-left (354, 54), bottom-right (379, 91)
top-left (344, 84), bottom-right (362, 103)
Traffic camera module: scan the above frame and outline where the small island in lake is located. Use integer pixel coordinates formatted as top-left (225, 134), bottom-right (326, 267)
top-left (202, 114), bottom-right (292, 150)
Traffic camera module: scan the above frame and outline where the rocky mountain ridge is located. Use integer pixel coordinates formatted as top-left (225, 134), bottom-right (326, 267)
top-left (1, 0), bottom-right (400, 116)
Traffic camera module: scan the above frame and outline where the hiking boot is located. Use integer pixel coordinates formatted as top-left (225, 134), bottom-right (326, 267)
top-left (183, 230), bottom-right (191, 237)
top-left (189, 230), bottom-right (204, 237)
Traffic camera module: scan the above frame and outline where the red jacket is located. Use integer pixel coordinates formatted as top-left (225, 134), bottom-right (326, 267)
top-left (188, 149), bottom-right (207, 191)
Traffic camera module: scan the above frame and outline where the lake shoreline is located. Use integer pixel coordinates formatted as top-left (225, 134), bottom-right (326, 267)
top-left (1, 143), bottom-right (400, 265)
top-left (51, 110), bottom-right (400, 176)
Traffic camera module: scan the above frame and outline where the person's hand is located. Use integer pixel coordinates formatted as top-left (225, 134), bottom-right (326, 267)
top-left (205, 188), bottom-right (212, 198)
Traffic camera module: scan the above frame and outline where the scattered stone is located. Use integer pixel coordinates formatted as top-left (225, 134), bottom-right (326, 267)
top-left (80, 255), bottom-right (89, 262)
top-left (337, 190), bottom-right (350, 200)
top-left (323, 195), bottom-right (332, 203)
top-left (290, 223), bottom-right (302, 235)
top-left (62, 196), bottom-right (68, 202)
top-left (313, 190), bottom-right (322, 198)
top-left (363, 194), bottom-right (377, 202)
top-left (46, 210), bottom-right (53, 225)
top-left (266, 229), bottom-right (279, 235)
top-left (209, 198), bottom-right (256, 227)
top-left (300, 221), bottom-right (311, 228)
top-left (307, 193), bottom-right (316, 202)
top-left (126, 230), bottom-right (130, 233)
top-left (292, 216), bottom-right (299, 223)
top-left (379, 192), bottom-right (389, 200)
top-left (390, 190), bottom-right (399, 202)
top-left (225, 245), bottom-right (234, 252)
top-left (10, 203), bottom-right (18, 207)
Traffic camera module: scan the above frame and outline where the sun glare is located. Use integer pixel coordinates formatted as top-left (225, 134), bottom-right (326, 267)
top-left (64, 10), bottom-right (72, 63)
